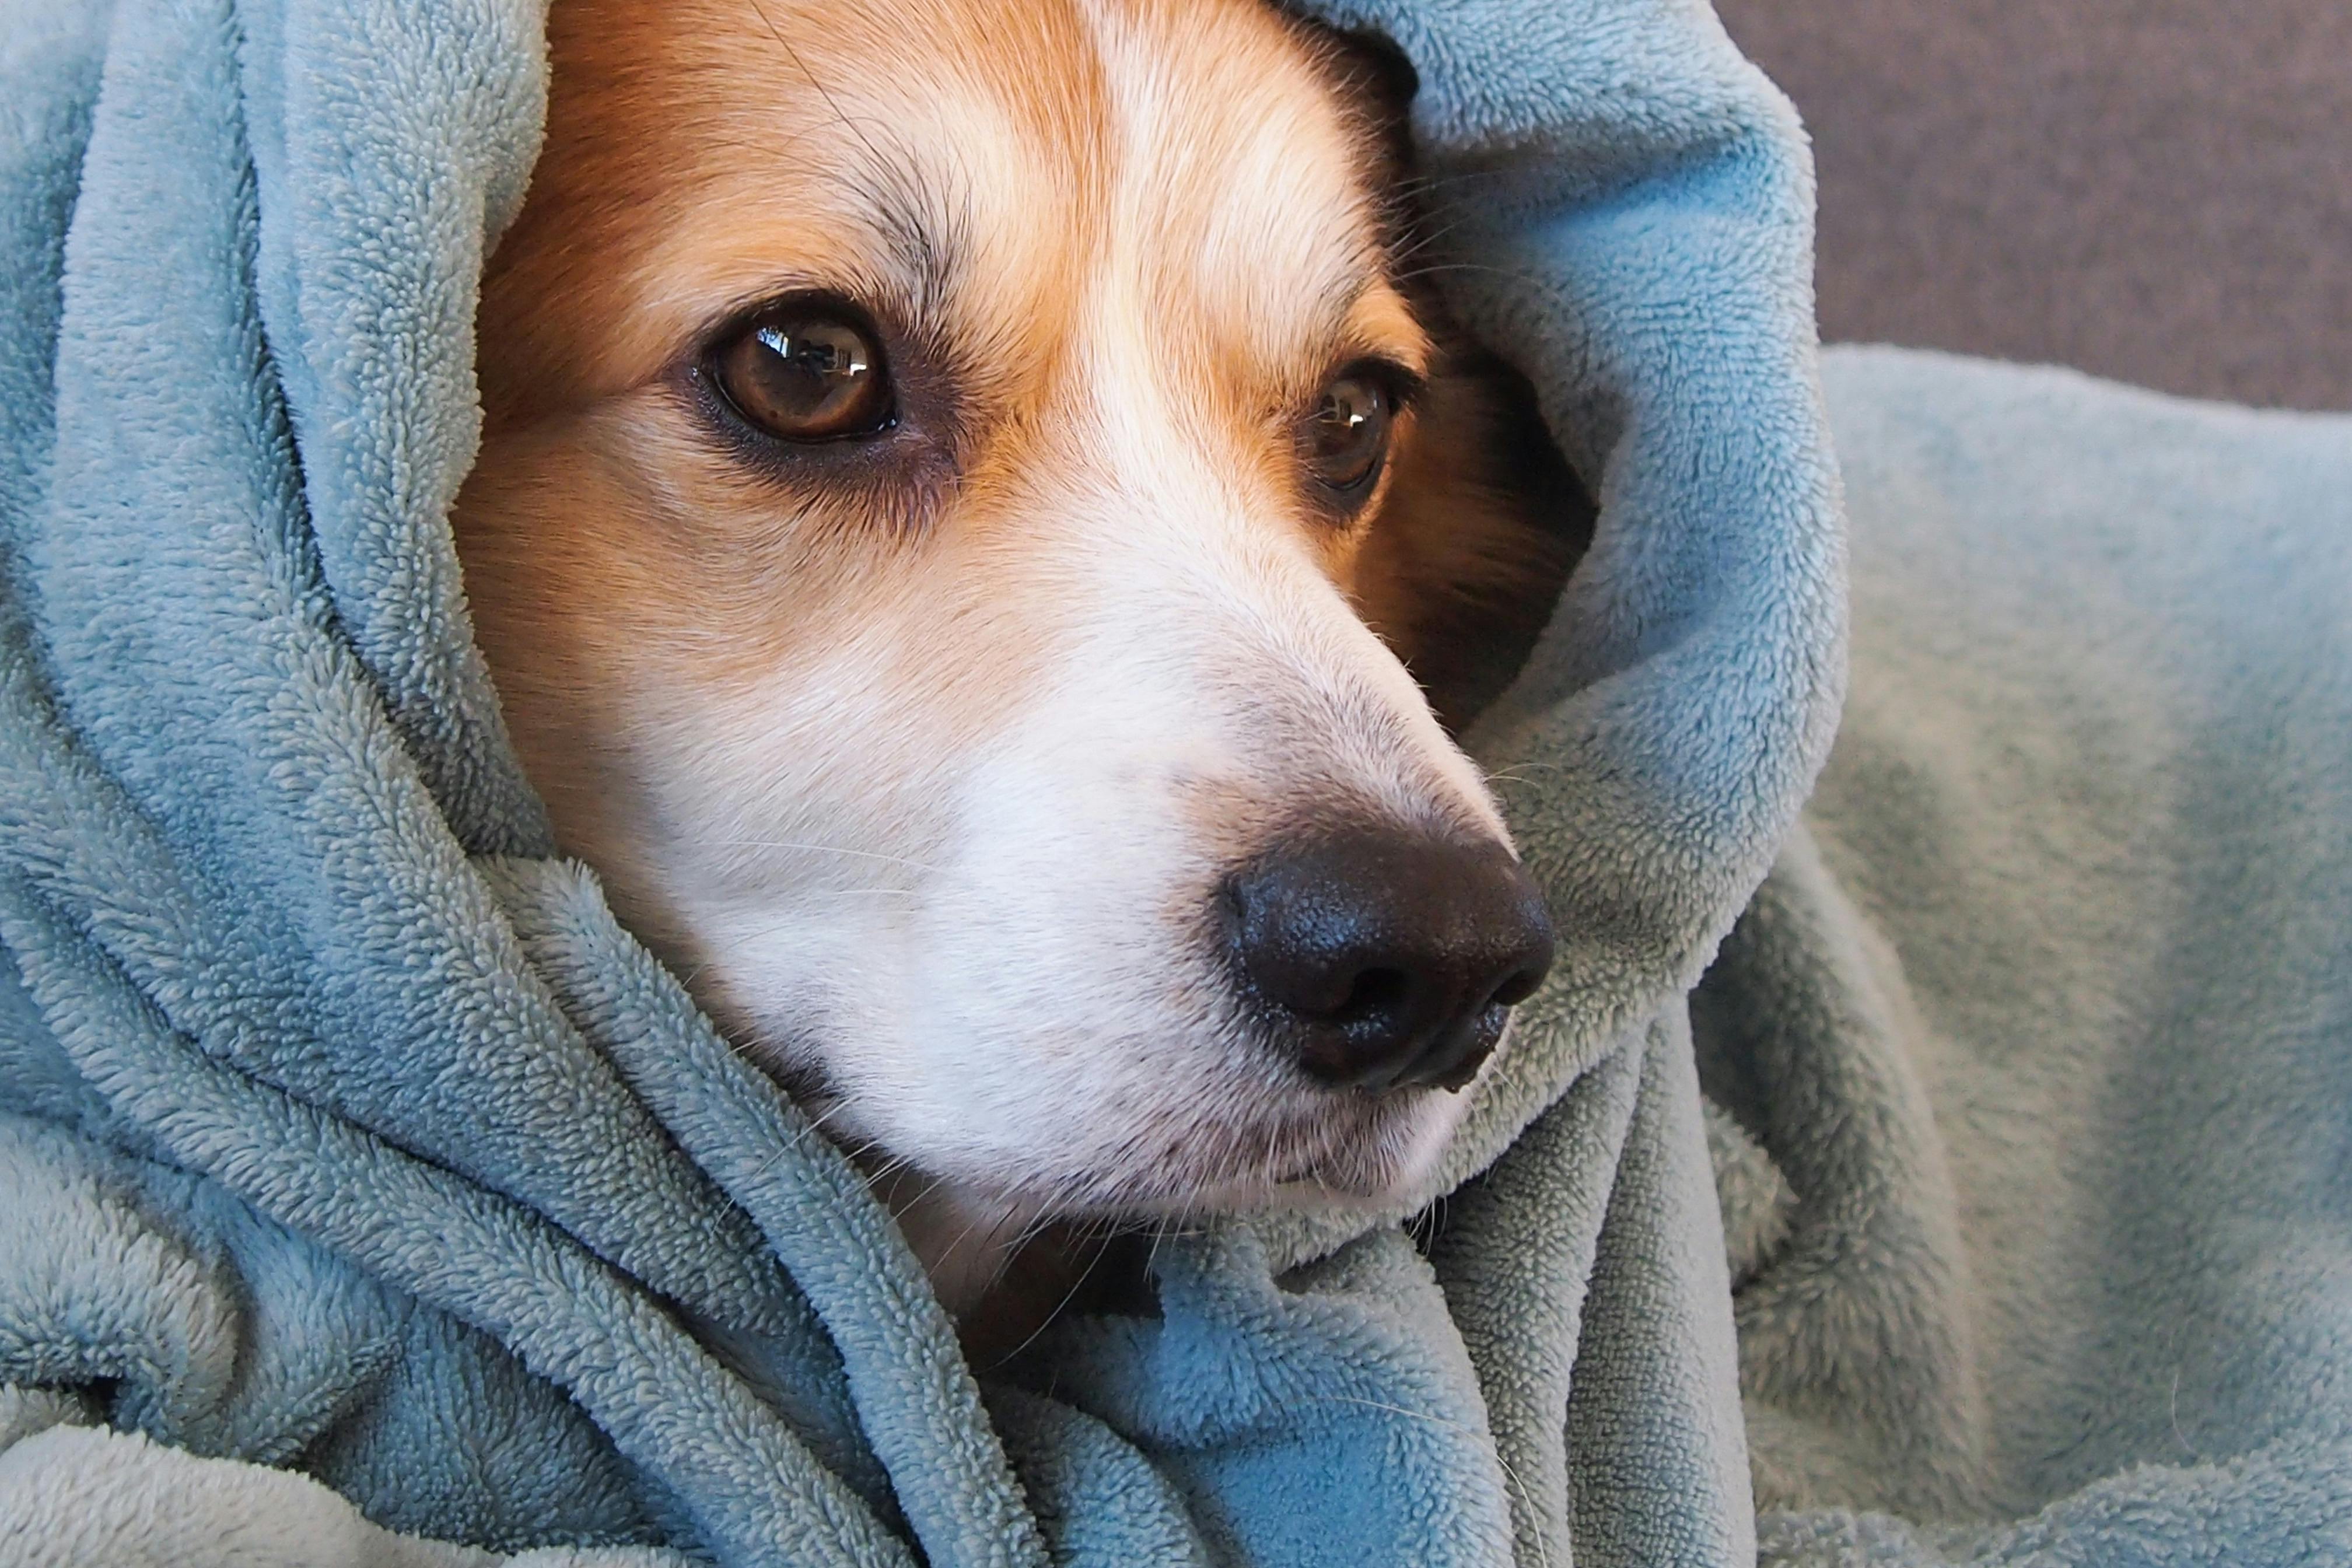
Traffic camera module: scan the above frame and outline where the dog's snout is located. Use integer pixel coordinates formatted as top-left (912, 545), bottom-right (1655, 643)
top-left (1224, 830), bottom-right (1555, 1093)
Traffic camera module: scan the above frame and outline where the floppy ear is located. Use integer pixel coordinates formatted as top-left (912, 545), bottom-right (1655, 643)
top-left (1353, 341), bottom-right (1596, 734)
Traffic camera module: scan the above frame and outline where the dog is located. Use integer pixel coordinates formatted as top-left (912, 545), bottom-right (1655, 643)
top-left (453, 0), bottom-right (1588, 1343)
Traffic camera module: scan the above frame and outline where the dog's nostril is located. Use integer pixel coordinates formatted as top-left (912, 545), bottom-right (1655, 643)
top-left (1486, 964), bottom-right (1545, 1012)
top-left (1223, 827), bottom-right (1556, 1094)
top-left (1335, 966), bottom-right (1411, 1024)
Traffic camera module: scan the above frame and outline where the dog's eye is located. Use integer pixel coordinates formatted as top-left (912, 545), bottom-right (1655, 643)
top-left (710, 306), bottom-right (895, 442)
top-left (1303, 371), bottom-right (1395, 496)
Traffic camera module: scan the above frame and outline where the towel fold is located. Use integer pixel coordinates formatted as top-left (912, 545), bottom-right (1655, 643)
top-left (0, 0), bottom-right (1839, 1563)
top-left (10, 1), bottom-right (2343, 1563)
top-left (1732, 347), bottom-right (2352, 1568)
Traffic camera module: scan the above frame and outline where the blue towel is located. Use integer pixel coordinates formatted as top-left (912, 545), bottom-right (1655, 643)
top-left (0, 0), bottom-right (1838, 1563)
top-left (1726, 347), bottom-right (2352, 1567)
top-left (12, 0), bottom-right (2347, 1564)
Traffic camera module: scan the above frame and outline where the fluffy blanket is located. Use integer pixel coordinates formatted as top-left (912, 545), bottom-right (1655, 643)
top-left (0, 0), bottom-right (1837, 1564)
top-left (11, 0), bottom-right (2343, 1564)
top-left (1732, 347), bottom-right (2352, 1566)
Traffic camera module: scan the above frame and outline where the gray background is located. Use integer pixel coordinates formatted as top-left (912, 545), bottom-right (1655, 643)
top-left (1712, 0), bottom-right (2352, 411)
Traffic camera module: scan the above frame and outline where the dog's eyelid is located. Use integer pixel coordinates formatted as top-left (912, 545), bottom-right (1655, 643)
top-left (1371, 360), bottom-right (1427, 411)
top-left (692, 286), bottom-right (899, 361)
top-left (1324, 355), bottom-right (1424, 413)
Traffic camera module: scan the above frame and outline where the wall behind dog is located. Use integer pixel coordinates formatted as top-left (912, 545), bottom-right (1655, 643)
top-left (1714, 0), bottom-right (2352, 412)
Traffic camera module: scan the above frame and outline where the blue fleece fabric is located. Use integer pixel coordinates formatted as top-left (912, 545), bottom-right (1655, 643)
top-left (0, 0), bottom-right (1847, 1562)
top-left (1717, 347), bottom-right (2352, 1567)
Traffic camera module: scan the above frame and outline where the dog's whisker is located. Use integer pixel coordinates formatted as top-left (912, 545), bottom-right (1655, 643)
top-left (740, 0), bottom-right (890, 174)
top-left (1387, 211), bottom-right (1479, 261)
top-left (741, 1096), bottom-right (859, 1183)
top-left (754, 886), bottom-right (924, 898)
top-left (702, 839), bottom-right (940, 875)
top-left (1389, 260), bottom-right (1546, 288)
top-left (738, 1112), bottom-right (873, 1198)
top-left (1311, 1394), bottom-right (1558, 1568)
top-left (982, 1230), bottom-right (1116, 1372)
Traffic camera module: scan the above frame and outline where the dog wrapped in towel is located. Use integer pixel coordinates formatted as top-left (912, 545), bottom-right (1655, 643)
top-left (0, 0), bottom-right (1838, 1559)
top-left (7, 0), bottom-right (2345, 1562)
top-left (0, 0), bottom-right (1839, 1561)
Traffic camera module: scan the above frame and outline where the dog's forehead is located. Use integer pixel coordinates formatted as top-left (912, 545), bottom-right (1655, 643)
top-left (1079, 0), bottom-right (1415, 367)
top-left (496, 0), bottom-right (1418, 408)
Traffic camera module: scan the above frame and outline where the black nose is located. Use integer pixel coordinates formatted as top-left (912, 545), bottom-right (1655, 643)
top-left (1224, 829), bottom-right (1555, 1093)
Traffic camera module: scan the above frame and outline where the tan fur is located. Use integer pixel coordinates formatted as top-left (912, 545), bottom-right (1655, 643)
top-left (456, 0), bottom-right (1577, 1338)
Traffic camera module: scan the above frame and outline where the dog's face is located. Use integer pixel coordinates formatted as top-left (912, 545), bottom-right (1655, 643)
top-left (457, 0), bottom-right (1558, 1301)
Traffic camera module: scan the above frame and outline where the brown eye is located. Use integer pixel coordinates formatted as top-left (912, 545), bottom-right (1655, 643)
top-left (1303, 371), bottom-right (1395, 496)
top-left (711, 306), bottom-right (895, 442)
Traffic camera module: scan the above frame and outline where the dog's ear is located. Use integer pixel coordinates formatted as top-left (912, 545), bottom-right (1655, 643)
top-left (1353, 346), bottom-right (1594, 733)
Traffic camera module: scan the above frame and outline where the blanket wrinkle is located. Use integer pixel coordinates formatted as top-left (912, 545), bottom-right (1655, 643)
top-left (1716, 348), bottom-right (2352, 1567)
top-left (1, 0), bottom-right (1847, 1562)
top-left (9, 0), bottom-right (2347, 1559)
top-left (1695, 826), bottom-right (1988, 1521)
top-left (10, 0), bottom-right (2349, 1555)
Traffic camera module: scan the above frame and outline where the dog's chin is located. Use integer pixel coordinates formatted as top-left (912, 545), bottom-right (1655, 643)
top-left (764, 1053), bottom-right (1479, 1324)
top-left (1131, 1083), bottom-right (1465, 1217)
top-left (806, 1071), bottom-right (1469, 1227)
top-left (1264, 1090), bottom-right (1468, 1216)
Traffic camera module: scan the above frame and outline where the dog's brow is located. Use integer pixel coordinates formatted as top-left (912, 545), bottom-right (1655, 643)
top-left (733, 4), bottom-right (982, 333)
top-left (1318, 260), bottom-right (1431, 377)
top-left (842, 157), bottom-right (965, 330)
top-left (877, 178), bottom-right (957, 312)
top-left (741, 0), bottom-right (888, 173)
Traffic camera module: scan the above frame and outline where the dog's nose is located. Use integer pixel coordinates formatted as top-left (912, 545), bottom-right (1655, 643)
top-left (1225, 830), bottom-right (1555, 1093)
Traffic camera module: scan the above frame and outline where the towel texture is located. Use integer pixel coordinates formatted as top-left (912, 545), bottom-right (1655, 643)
top-left (8, 0), bottom-right (2347, 1563)
top-left (0, 0), bottom-right (1840, 1564)
top-left (1730, 347), bottom-right (2352, 1566)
